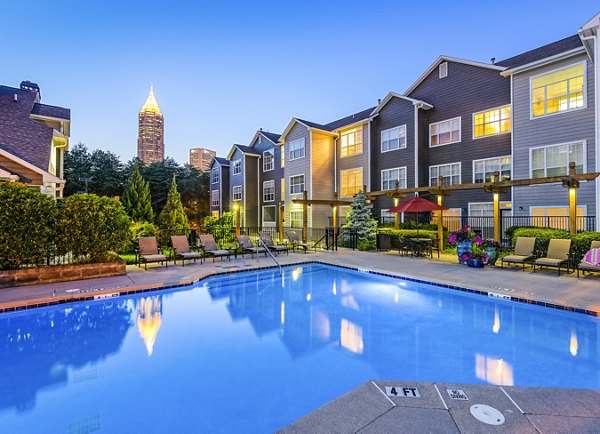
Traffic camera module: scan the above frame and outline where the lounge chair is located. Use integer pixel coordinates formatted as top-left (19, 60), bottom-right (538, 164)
top-left (501, 237), bottom-right (536, 270)
top-left (199, 234), bottom-right (231, 262)
top-left (137, 237), bottom-right (168, 270)
top-left (236, 235), bottom-right (267, 258)
top-left (286, 230), bottom-right (310, 253)
top-left (533, 238), bottom-right (572, 275)
top-left (577, 240), bottom-right (600, 278)
top-left (171, 235), bottom-right (203, 266)
top-left (259, 231), bottom-right (288, 255)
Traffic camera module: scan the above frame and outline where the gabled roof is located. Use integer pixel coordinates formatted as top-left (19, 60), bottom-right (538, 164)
top-left (404, 55), bottom-right (505, 96)
top-left (249, 130), bottom-right (282, 148)
top-left (324, 106), bottom-right (376, 131)
top-left (279, 118), bottom-right (312, 142)
top-left (226, 144), bottom-right (261, 160)
top-left (0, 145), bottom-right (63, 184)
top-left (579, 12), bottom-right (600, 57)
top-left (31, 103), bottom-right (70, 120)
top-left (213, 157), bottom-right (229, 166)
top-left (295, 118), bottom-right (330, 130)
top-left (370, 92), bottom-right (432, 116)
top-left (496, 34), bottom-right (583, 69)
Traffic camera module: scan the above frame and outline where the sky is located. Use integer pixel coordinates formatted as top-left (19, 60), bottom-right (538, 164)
top-left (2, 1), bottom-right (598, 164)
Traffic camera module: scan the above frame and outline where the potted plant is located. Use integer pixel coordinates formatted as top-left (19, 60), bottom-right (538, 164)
top-left (481, 239), bottom-right (504, 266)
top-left (460, 243), bottom-right (490, 268)
top-left (448, 225), bottom-right (478, 264)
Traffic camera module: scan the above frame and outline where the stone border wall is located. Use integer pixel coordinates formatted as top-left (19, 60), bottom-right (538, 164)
top-left (0, 261), bottom-right (126, 288)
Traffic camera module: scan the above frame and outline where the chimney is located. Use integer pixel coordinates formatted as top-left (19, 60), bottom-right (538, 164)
top-left (491, 57), bottom-right (496, 65)
top-left (20, 81), bottom-right (41, 102)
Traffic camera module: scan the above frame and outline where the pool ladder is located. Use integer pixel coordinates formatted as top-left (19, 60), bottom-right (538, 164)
top-left (258, 238), bottom-right (282, 275)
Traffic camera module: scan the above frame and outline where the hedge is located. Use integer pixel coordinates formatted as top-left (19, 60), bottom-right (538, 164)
top-left (512, 227), bottom-right (600, 264)
top-left (379, 229), bottom-right (443, 249)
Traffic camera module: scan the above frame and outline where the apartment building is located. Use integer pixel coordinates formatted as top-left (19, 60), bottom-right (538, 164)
top-left (209, 157), bottom-right (230, 218)
top-left (189, 147), bottom-right (216, 172)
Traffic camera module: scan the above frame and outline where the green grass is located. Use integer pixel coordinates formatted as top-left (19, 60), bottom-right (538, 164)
top-left (119, 254), bottom-right (137, 265)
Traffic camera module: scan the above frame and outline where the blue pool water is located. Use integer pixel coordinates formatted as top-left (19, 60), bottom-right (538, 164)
top-left (1, 263), bottom-right (599, 432)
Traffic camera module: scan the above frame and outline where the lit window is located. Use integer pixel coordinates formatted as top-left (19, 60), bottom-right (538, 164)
top-left (531, 142), bottom-right (584, 178)
top-left (381, 125), bottom-right (406, 152)
top-left (263, 151), bottom-right (274, 172)
top-left (232, 160), bottom-right (242, 175)
top-left (263, 180), bottom-right (275, 202)
top-left (290, 210), bottom-right (303, 228)
top-left (288, 138), bottom-right (305, 160)
top-left (381, 167), bottom-right (407, 190)
top-left (340, 128), bottom-right (363, 157)
top-left (281, 146), bottom-right (285, 168)
top-left (340, 168), bottom-right (363, 197)
top-left (531, 206), bottom-right (586, 230)
top-left (531, 63), bottom-right (585, 117)
top-left (430, 117), bottom-right (461, 146)
top-left (290, 175), bottom-right (305, 195)
top-left (429, 162), bottom-right (460, 186)
top-left (474, 106), bottom-right (511, 138)
top-left (211, 190), bottom-right (219, 207)
top-left (281, 178), bottom-right (285, 199)
top-left (211, 169), bottom-right (219, 184)
top-left (474, 157), bottom-right (511, 183)
top-left (233, 185), bottom-right (242, 201)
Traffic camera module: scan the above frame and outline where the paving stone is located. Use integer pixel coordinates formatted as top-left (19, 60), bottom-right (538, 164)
top-left (277, 382), bottom-right (393, 434)
top-left (372, 380), bottom-right (446, 409)
top-left (526, 414), bottom-right (600, 433)
top-left (449, 408), bottom-right (536, 434)
top-left (504, 386), bottom-right (600, 417)
top-left (358, 407), bottom-right (459, 434)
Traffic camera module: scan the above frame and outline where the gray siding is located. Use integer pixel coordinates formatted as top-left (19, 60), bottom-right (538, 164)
top-left (284, 122), bottom-right (311, 226)
top-left (229, 148), bottom-right (245, 224)
top-left (244, 155), bottom-right (260, 227)
top-left (409, 61), bottom-right (512, 210)
top-left (210, 161), bottom-right (229, 216)
top-left (512, 54), bottom-right (596, 217)
top-left (252, 133), bottom-right (284, 225)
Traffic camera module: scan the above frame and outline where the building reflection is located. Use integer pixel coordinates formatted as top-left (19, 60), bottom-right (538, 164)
top-left (475, 354), bottom-right (514, 386)
top-left (137, 296), bottom-right (163, 356)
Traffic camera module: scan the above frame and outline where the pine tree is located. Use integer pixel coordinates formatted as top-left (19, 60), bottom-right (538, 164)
top-left (122, 163), bottom-right (154, 222)
top-left (158, 176), bottom-right (189, 230)
top-left (343, 190), bottom-right (378, 248)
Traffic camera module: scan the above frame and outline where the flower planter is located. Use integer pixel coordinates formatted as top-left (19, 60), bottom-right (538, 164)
top-left (484, 247), bottom-right (499, 265)
top-left (466, 259), bottom-right (485, 268)
top-left (456, 241), bottom-right (472, 264)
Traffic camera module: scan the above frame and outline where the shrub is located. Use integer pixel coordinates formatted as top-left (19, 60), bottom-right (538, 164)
top-left (205, 212), bottom-right (235, 246)
top-left (157, 176), bottom-right (189, 230)
top-left (125, 221), bottom-right (160, 253)
top-left (343, 191), bottom-right (377, 246)
top-left (0, 182), bottom-right (57, 269)
top-left (512, 227), bottom-right (600, 264)
top-left (56, 194), bottom-right (131, 262)
top-left (379, 229), bottom-right (441, 249)
top-left (357, 239), bottom-right (376, 251)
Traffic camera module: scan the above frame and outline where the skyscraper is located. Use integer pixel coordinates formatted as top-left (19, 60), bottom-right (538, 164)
top-left (137, 86), bottom-right (164, 164)
top-left (189, 147), bottom-right (216, 172)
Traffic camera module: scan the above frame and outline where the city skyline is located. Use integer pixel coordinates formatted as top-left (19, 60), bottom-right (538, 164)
top-left (2, 0), bottom-right (598, 164)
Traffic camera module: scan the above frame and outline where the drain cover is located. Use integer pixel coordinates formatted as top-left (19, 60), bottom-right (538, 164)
top-left (470, 404), bottom-right (505, 425)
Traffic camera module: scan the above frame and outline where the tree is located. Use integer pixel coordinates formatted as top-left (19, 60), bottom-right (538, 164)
top-left (121, 163), bottom-right (154, 222)
top-left (88, 149), bottom-right (125, 197)
top-left (63, 142), bottom-right (92, 196)
top-left (157, 176), bottom-right (189, 230)
top-left (343, 190), bottom-right (378, 250)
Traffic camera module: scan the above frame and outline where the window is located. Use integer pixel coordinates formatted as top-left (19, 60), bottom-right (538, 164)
top-left (211, 190), bottom-right (219, 207)
top-left (531, 63), bottom-right (585, 117)
top-left (531, 142), bottom-right (584, 178)
top-left (340, 168), bottom-right (363, 197)
top-left (290, 175), bottom-right (305, 195)
top-left (439, 62), bottom-right (448, 79)
top-left (381, 167), bottom-right (407, 190)
top-left (211, 210), bottom-right (220, 219)
top-left (429, 162), bottom-right (461, 186)
top-left (288, 138), bottom-right (305, 160)
top-left (473, 156), bottom-right (511, 183)
top-left (381, 125), bottom-right (406, 152)
top-left (473, 106), bottom-right (511, 138)
top-left (281, 178), bottom-right (285, 199)
top-left (263, 180), bottom-right (275, 202)
top-left (263, 205), bottom-right (276, 225)
top-left (380, 209), bottom-right (395, 225)
top-left (341, 128), bottom-right (363, 157)
top-left (531, 206), bottom-right (586, 230)
top-left (430, 117), bottom-right (461, 146)
top-left (281, 146), bottom-right (285, 168)
top-left (263, 151), bottom-right (274, 172)
top-left (233, 185), bottom-right (242, 201)
top-left (232, 160), bottom-right (242, 175)
top-left (290, 210), bottom-right (303, 228)
top-left (211, 169), bottom-right (219, 184)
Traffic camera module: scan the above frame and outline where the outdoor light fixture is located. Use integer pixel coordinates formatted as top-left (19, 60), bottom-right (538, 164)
top-left (562, 177), bottom-right (580, 189)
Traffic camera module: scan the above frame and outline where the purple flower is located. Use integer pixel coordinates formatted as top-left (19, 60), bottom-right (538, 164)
top-left (476, 235), bottom-right (482, 244)
top-left (448, 234), bottom-right (456, 244)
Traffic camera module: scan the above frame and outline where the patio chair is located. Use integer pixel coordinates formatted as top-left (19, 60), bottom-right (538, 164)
top-left (397, 238), bottom-right (413, 257)
top-left (137, 236), bottom-right (168, 270)
top-left (533, 239), bottom-right (572, 275)
top-left (286, 230), bottom-right (310, 253)
top-left (259, 231), bottom-right (288, 255)
top-left (501, 237), bottom-right (536, 270)
top-left (577, 240), bottom-right (600, 278)
top-left (171, 235), bottom-right (203, 266)
top-left (236, 235), bottom-right (267, 258)
top-left (198, 234), bottom-right (231, 262)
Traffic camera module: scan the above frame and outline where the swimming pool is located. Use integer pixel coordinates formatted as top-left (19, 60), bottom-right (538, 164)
top-left (1, 263), bottom-right (599, 432)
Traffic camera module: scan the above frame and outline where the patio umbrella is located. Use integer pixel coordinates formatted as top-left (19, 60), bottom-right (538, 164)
top-left (389, 196), bottom-right (448, 233)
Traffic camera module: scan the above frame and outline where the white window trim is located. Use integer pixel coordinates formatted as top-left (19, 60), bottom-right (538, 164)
top-left (381, 166), bottom-right (407, 190)
top-left (211, 168), bottom-right (220, 184)
top-left (289, 173), bottom-right (305, 196)
top-left (263, 180), bottom-right (275, 203)
top-left (472, 105), bottom-right (511, 140)
top-left (529, 60), bottom-right (587, 120)
top-left (233, 185), bottom-right (242, 201)
top-left (288, 137), bottom-right (306, 161)
top-left (290, 210), bottom-right (304, 228)
top-left (262, 205), bottom-right (277, 225)
top-left (380, 125), bottom-right (407, 153)
top-left (429, 116), bottom-right (461, 147)
top-left (529, 205), bottom-right (588, 219)
top-left (232, 160), bottom-right (242, 175)
top-left (211, 189), bottom-right (220, 207)
top-left (340, 127), bottom-right (364, 158)
top-left (439, 62), bottom-right (448, 79)
top-left (339, 167), bottom-right (363, 198)
top-left (263, 150), bottom-right (274, 172)
top-left (468, 201), bottom-right (512, 213)
top-left (429, 161), bottom-right (461, 186)
top-left (528, 140), bottom-right (587, 179)
top-left (472, 155), bottom-right (512, 183)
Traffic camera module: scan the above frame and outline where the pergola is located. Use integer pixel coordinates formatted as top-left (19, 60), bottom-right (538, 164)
top-left (291, 191), bottom-right (354, 242)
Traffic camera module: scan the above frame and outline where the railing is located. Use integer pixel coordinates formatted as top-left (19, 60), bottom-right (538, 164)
top-left (257, 237), bottom-right (282, 274)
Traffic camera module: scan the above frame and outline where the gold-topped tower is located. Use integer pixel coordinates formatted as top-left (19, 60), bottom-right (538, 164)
top-left (137, 85), bottom-right (164, 164)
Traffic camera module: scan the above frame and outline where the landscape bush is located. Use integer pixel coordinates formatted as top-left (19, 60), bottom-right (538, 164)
top-left (512, 227), bottom-right (600, 264)
top-left (126, 221), bottom-right (160, 253)
top-left (379, 229), bottom-right (443, 249)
